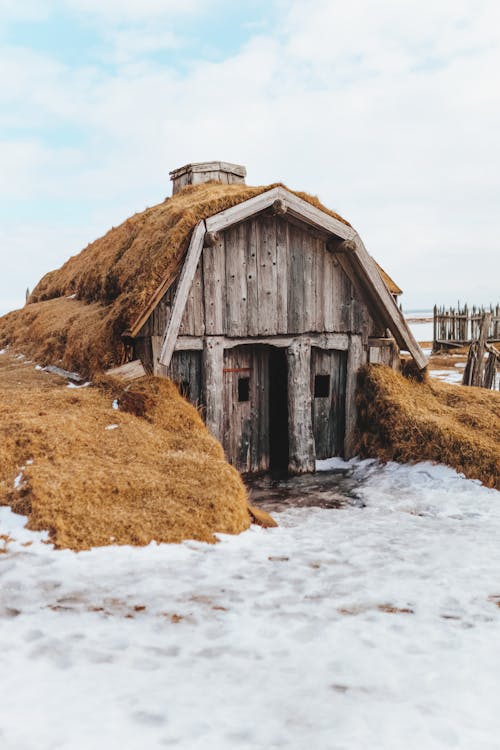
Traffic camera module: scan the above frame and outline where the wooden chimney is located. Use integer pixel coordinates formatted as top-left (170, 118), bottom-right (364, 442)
top-left (169, 161), bottom-right (246, 195)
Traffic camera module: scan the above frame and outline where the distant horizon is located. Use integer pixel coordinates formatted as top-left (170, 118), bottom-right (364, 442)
top-left (1, 1), bottom-right (498, 318)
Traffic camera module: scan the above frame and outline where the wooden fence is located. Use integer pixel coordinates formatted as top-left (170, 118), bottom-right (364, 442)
top-left (433, 304), bottom-right (500, 350)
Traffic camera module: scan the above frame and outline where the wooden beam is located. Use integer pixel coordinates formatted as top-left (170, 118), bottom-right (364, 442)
top-left (275, 187), bottom-right (354, 241)
top-left (344, 334), bottom-right (365, 458)
top-left (173, 333), bottom-right (350, 352)
top-left (327, 239), bottom-right (356, 253)
top-left (271, 198), bottom-right (287, 216)
top-left (105, 359), bottom-right (146, 381)
top-left (287, 339), bottom-right (315, 474)
top-left (367, 337), bottom-right (397, 347)
top-left (349, 234), bottom-right (427, 369)
top-left (203, 231), bottom-right (219, 248)
top-left (158, 221), bottom-right (206, 367)
top-left (142, 184), bottom-right (425, 371)
top-left (202, 337), bottom-right (224, 443)
top-left (206, 188), bottom-right (282, 233)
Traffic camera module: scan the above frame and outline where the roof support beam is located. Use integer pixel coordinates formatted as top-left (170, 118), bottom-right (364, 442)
top-left (156, 186), bottom-right (427, 370)
top-left (158, 221), bottom-right (205, 367)
top-left (349, 233), bottom-right (427, 369)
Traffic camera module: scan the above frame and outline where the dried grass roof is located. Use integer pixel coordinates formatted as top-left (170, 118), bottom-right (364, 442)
top-left (356, 364), bottom-right (500, 490)
top-left (0, 181), bottom-right (400, 374)
top-left (0, 351), bottom-right (253, 550)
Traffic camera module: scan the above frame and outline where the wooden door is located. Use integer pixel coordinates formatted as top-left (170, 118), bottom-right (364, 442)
top-left (223, 346), bottom-right (270, 474)
top-left (311, 348), bottom-right (347, 459)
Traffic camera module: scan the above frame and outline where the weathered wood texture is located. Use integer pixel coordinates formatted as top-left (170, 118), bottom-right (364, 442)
top-left (222, 346), bottom-right (270, 474)
top-left (137, 283), bottom-right (176, 338)
top-left (158, 221), bottom-right (206, 367)
top-left (311, 348), bottom-right (347, 459)
top-left (368, 339), bottom-right (400, 369)
top-left (142, 216), bottom-right (378, 343)
top-left (434, 303), bottom-right (500, 351)
top-left (344, 335), bottom-right (366, 458)
top-left (202, 337), bottom-right (224, 442)
top-left (170, 162), bottom-right (246, 195)
top-left (167, 351), bottom-right (202, 405)
top-left (287, 340), bottom-right (315, 474)
top-left (106, 359), bottom-right (146, 381)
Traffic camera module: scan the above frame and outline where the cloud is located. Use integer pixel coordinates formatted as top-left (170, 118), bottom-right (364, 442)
top-left (1, 0), bottom-right (499, 312)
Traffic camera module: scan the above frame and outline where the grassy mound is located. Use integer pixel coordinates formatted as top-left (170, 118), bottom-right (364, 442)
top-left (0, 182), bottom-right (350, 376)
top-left (356, 365), bottom-right (500, 489)
top-left (0, 352), bottom-right (252, 550)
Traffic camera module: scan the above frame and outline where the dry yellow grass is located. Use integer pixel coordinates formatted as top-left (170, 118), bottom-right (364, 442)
top-left (356, 365), bottom-right (500, 489)
top-left (0, 180), bottom-right (399, 376)
top-left (0, 182), bottom-right (350, 375)
top-left (0, 351), bottom-right (253, 550)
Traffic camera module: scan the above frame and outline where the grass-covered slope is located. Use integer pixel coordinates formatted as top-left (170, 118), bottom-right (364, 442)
top-left (0, 352), bottom-right (252, 550)
top-left (0, 181), bottom-right (350, 375)
top-left (356, 365), bottom-right (500, 489)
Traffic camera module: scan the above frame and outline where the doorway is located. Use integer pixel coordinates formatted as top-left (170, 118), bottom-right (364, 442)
top-left (269, 348), bottom-right (289, 471)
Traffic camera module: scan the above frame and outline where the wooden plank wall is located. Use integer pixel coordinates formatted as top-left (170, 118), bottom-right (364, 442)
top-left (311, 348), bottom-right (347, 459)
top-left (222, 346), bottom-right (270, 474)
top-left (168, 351), bottom-right (203, 405)
top-left (139, 215), bottom-right (381, 341)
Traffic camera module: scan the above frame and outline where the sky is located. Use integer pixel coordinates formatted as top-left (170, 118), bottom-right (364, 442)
top-left (0, 0), bottom-right (499, 315)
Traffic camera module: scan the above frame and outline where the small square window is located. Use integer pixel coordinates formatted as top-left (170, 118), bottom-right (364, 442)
top-left (238, 377), bottom-right (250, 402)
top-left (314, 374), bottom-right (330, 398)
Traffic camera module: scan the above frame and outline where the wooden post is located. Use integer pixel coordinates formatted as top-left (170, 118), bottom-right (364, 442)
top-left (472, 312), bottom-right (492, 387)
top-left (287, 339), bottom-right (315, 474)
top-left (202, 337), bottom-right (224, 443)
top-left (344, 334), bottom-right (365, 458)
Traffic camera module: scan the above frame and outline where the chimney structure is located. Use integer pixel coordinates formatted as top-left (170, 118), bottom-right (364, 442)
top-left (169, 161), bottom-right (246, 195)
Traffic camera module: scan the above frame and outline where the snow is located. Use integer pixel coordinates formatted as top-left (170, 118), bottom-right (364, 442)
top-left (429, 369), bottom-right (464, 384)
top-left (105, 424), bottom-right (119, 430)
top-left (13, 471), bottom-right (23, 489)
top-left (112, 399), bottom-right (119, 410)
top-left (1, 459), bottom-right (500, 750)
top-left (67, 381), bottom-right (91, 389)
top-left (408, 319), bottom-right (433, 344)
top-left (0, 348), bottom-right (6, 355)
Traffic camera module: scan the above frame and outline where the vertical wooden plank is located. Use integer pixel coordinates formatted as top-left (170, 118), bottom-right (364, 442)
top-left (179, 260), bottom-right (204, 336)
top-left (256, 216), bottom-right (278, 335)
top-left (225, 224), bottom-right (248, 336)
top-left (246, 220), bottom-right (259, 336)
top-left (202, 235), bottom-right (225, 335)
top-left (192, 261), bottom-right (205, 336)
top-left (323, 249), bottom-right (337, 332)
top-left (302, 229), bottom-right (314, 331)
top-left (276, 218), bottom-right (288, 333)
top-left (310, 348), bottom-right (347, 459)
top-left (159, 221), bottom-right (205, 367)
top-left (312, 238), bottom-right (325, 333)
top-left (344, 334), bottom-right (365, 458)
top-left (256, 346), bottom-right (270, 472)
top-left (287, 339), bottom-right (315, 474)
top-left (287, 224), bottom-right (305, 333)
top-left (202, 337), bottom-right (224, 444)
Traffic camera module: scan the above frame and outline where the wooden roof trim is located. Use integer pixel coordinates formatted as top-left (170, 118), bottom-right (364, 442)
top-left (158, 221), bottom-right (206, 367)
top-left (349, 233), bottom-right (427, 368)
top-left (152, 186), bottom-right (425, 370)
top-left (205, 186), bottom-right (354, 241)
top-left (128, 267), bottom-right (180, 338)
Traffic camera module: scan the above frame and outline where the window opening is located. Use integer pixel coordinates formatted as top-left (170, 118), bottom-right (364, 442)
top-left (238, 377), bottom-right (250, 402)
top-left (314, 374), bottom-right (330, 398)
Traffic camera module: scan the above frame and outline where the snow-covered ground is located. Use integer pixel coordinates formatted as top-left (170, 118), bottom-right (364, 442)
top-left (1, 459), bottom-right (500, 750)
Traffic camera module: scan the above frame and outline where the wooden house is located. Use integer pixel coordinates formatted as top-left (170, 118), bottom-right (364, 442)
top-left (127, 162), bottom-right (426, 475)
